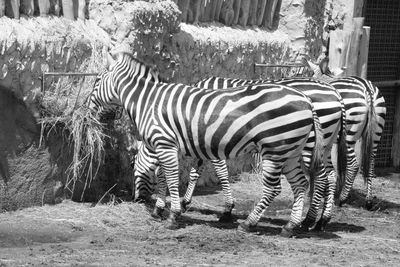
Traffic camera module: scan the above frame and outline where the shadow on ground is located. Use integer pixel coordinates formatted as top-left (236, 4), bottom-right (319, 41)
top-left (341, 189), bottom-right (400, 212)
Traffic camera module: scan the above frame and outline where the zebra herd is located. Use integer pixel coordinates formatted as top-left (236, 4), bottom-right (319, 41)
top-left (89, 51), bottom-right (386, 237)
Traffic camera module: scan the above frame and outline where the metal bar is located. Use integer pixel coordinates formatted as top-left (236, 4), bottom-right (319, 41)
top-left (43, 72), bottom-right (99, 77)
top-left (375, 80), bottom-right (400, 88)
top-left (254, 63), bottom-right (305, 68)
top-left (41, 72), bottom-right (99, 92)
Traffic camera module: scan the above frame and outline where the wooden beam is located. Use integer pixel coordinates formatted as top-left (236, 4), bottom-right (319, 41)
top-left (392, 90), bottom-right (400, 169)
top-left (353, 0), bottom-right (366, 17)
top-left (328, 30), bottom-right (351, 73)
top-left (357, 26), bottom-right (370, 78)
top-left (345, 17), bottom-right (364, 76)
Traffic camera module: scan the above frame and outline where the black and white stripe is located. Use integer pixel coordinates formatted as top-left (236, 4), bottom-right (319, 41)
top-left (330, 76), bottom-right (386, 210)
top-left (89, 52), bottom-right (324, 233)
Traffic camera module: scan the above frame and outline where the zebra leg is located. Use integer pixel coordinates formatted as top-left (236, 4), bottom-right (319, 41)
top-left (365, 153), bottom-right (376, 210)
top-left (152, 168), bottom-right (167, 221)
top-left (133, 143), bottom-right (159, 203)
top-left (301, 160), bottom-right (328, 232)
top-left (238, 159), bottom-right (282, 232)
top-left (314, 166), bottom-right (336, 231)
top-left (157, 148), bottom-right (182, 230)
top-left (181, 159), bottom-right (204, 212)
top-left (338, 144), bottom-right (359, 206)
top-left (211, 160), bottom-right (235, 223)
top-left (281, 158), bottom-right (309, 237)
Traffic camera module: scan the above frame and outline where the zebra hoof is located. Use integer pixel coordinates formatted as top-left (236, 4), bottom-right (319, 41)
top-left (218, 212), bottom-right (234, 223)
top-left (300, 218), bottom-right (314, 232)
top-left (164, 214), bottom-right (181, 230)
top-left (314, 217), bottom-right (330, 232)
top-left (181, 199), bottom-right (191, 213)
top-left (365, 200), bottom-right (373, 211)
top-left (151, 207), bottom-right (164, 222)
top-left (237, 221), bottom-right (254, 233)
top-left (280, 221), bottom-right (297, 238)
top-left (337, 197), bottom-right (348, 207)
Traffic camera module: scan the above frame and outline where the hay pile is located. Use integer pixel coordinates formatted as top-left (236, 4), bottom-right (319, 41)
top-left (38, 60), bottom-right (106, 200)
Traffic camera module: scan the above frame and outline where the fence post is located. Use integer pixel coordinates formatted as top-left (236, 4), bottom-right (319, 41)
top-left (357, 26), bottom-right (370, 78)
top-left (0, 0), bottom-right (5, 17)
top-left (345, 17), bottom-right (364, 76)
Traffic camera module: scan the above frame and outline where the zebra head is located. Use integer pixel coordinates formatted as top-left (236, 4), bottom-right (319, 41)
top-left (88, 69), bottom-right (122, 118)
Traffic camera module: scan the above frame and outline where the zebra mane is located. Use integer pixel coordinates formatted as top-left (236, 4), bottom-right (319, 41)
top-left (115, 52), bottom-right (168, 83)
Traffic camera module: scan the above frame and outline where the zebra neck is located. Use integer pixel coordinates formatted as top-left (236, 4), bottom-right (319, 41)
top-left (118, 77), bottom-right (159, 140)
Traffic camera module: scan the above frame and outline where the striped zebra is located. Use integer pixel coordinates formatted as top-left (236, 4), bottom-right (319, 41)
top-left (135, 76), bottom-right (348, 232)
top-left (329, 77), bottom-right (386, 210)
top-left (134, 142), bottom-right (234, 221)
top-left (89, 52), bottom-right (324, 233)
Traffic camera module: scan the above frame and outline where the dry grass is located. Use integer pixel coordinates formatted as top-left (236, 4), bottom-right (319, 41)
top-left (38, 71), bottom-right (106, 201)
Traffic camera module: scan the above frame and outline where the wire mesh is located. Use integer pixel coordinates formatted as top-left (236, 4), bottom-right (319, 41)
top-left (365, 0), bottom-right (400, 82)
top-left (364, 0), bottom-right (400, 167)
top-left (375, 86), bottom-right (397, 167)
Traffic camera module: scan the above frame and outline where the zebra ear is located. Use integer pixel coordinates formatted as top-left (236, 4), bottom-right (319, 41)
top-left (106, 53), bottom-right (116, 70)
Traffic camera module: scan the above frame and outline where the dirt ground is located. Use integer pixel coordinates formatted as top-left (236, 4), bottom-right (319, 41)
top-left (0, 171), bottom-right (399, 267)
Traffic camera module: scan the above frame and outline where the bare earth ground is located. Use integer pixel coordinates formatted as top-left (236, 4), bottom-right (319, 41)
top-left (0, 171), bottom-right (399, 267)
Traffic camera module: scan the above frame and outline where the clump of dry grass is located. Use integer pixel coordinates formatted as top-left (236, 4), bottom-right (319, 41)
top-left (39, 74), bottom-right (106, 201)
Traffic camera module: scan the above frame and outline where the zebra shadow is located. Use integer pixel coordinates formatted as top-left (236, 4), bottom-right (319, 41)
top-left (341, 188), bottom-right (400, 212)
top-left (180, 206), bottom-right (347, 239)
top-left (182, 204), bottom-right (366, 239)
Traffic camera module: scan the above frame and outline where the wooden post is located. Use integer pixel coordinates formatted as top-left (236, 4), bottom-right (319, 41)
top-left (256, 0), bottom-right (267, 26)
top-left (263, 0), bottom-right (279, 29)
top-left (220, 0), bottom-right (234, 26)
top-left (345, 17), bottom-right (364, 76)
top-left (248, 0), bottom-right (259, 26)
top-left (202, 0), bottom-right (213, 22)
top-left (392, 90), bottom-right (400, 169)
top-left (0, 0), bottom-right (5, 17)
top-left (328, 29), bottom-right (351, 74)
top-left (214, 0), bottom-right (223, 21)
top-left (61, 0), bottom-right (74, 20)
top-left (353, 0), bottom-right (366, 17)
top-left (38, 0), bottom-right (50, 17)
top-left (357, 26), bottom-right (370, 78)
top-left (232, 0), bottom-right (241, 25)
top-left (6, 0), bottom-right (20, 19)
top-left (238, 0), bottom-right (250, 26)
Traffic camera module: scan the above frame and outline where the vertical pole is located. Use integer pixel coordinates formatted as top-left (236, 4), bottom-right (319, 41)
top-left (357, 26), bottom-right (370, 78)
top-left (392, 89), bottom-right (400, 169)
top-left (345, 17), bottom-right (364, 76)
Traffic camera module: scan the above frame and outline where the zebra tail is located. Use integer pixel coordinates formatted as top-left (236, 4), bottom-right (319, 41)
top-left (360, 86), bottom-right (376, 184)
top-left (308, 104), bottom-right (325, 194)
top-left (335, 97), bottom-right (348, 196)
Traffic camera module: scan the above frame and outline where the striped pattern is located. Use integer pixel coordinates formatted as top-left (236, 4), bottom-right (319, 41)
top-left (134, 76), bottom-right (346, 232)
top-left (330, 76), bottom-right (386, 210)
top-left (89, 52), bottom-right (322, 231)
top-left (197, 77), bottom-right (348, 229)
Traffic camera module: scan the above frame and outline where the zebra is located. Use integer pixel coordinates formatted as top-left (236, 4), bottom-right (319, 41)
top-left (89, 52), bottom-right (325, 233)
top-left (329, 77), bottom-right (386, 210)
top-left (307, 58), bottom-right (387, 210)
top-left (133, 142), bottom-right (234, 221)
top-left (190, 76), bottom-right (386, 225)
top-left (134, 76), bottom-right (348, 232)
